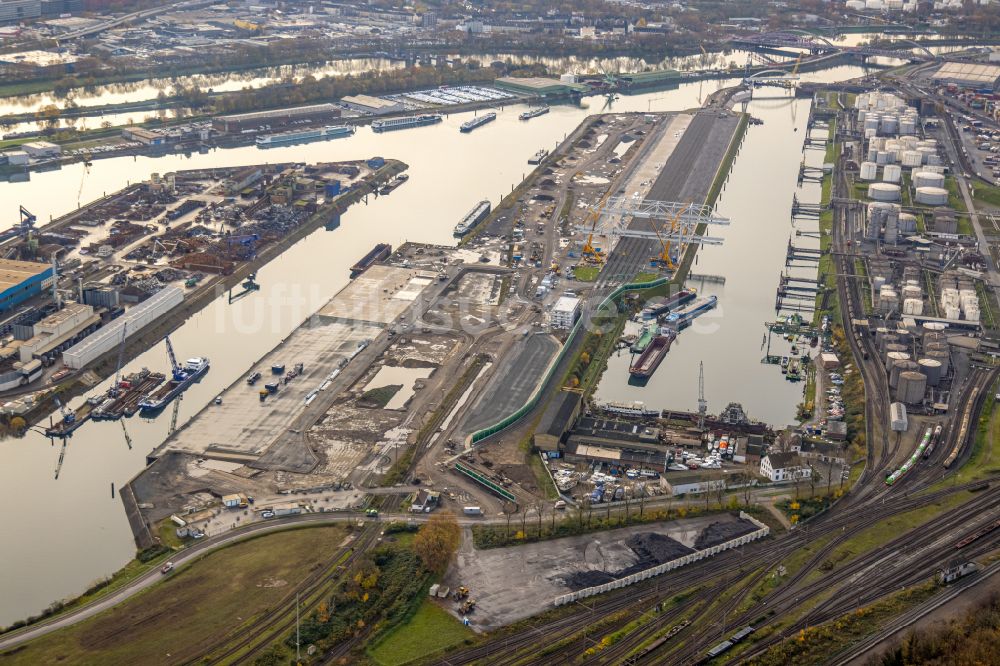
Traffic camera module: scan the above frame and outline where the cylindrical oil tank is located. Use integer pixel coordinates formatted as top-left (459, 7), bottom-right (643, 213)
top-left (913, 171), bottom-right (945, 189)
top-left (881, 116), bottom-right (898, 136)
top-left (916, 146), bottom-right (936, 163)
top-left (846, 0), bottom-right (866, 8)
top-left (866, 0), bottom-right (885, 9)
top-left (927, 154), bottom-right (943, 167)
top-left (889, 358), bottom-right (917, 388)
top-left (915, 186), bottom-right (948, 205)
top-left (880, 333), bottom-right (901, 352)
top-left (884, 343), bottom-right (907, 364)
top-left (895, 328), bottom-right (913, 345)
top-left (876, 150), bottom-right (890, 165)
top-left (918, 358), bottom-right (943, 386)
top-left (883, 164), bottom-right (902, 183)
top-left (869, 183), bottom-right (901, 201)
top-left (874, 326), bottom-right (890, 347)
top-left (860, 162), bottom-right (878, 181)
top-left (926, 348), bottom-right (950, 376)
top-left (922, 321), bottom-right (947, 338)
top-left (896, 371), bottom-right (927, 405)
top-left (902, 285), bottom-right (921, 300)
top-left (901, 150), bottom-right (923, 167)
top-left (900, 117), bottom-right (916, 135)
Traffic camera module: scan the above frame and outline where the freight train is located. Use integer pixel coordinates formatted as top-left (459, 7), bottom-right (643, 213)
top-left (885, 426), bottom-right (933, 485)
top-left (944, 385), bottom-right (981, 468)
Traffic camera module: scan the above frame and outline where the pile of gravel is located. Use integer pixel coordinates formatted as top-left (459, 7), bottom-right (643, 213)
top-left (563, 569), bottom-right (616, 590)
top-left (694, 520), bottom-right (758, 550)
top-left (626, 533), bottom-right (694, 567)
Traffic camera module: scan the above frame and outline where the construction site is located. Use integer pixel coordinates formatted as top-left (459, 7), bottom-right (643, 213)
top-left (119, 106), bottom-right (749, 547)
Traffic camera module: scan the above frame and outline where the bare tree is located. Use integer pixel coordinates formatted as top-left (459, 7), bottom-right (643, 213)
top-left (505, 505), bottom-right (513, 540)
top-left (535, 502), bottom-right (544, 538)
top-left (519, 505), bottom-right (528, 538)
top-left (623, 493), bottom-right (632, 526)
top-left (826, 459), bottom-right (834, 496)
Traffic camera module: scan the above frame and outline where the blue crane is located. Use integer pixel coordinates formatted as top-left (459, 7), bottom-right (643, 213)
top-left (19, 205), bottom-right (36, 235)
top-left (164, 335), bottom-right (183, 381)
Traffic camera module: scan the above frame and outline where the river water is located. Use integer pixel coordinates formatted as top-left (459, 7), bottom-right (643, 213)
top-left (0, 62), bottom-right (871, 627)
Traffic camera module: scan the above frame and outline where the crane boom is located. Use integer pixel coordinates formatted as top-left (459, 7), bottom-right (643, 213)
top-left (111, 322), bottom-right (127, 397)
top-left (164, 336), bottom-right (181, 379)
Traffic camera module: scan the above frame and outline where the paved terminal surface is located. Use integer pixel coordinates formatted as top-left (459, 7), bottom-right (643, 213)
top-left (462, 333), bottom-right (559, 432)
top-left (318, 264), bottom-right (440, 327)
top-left (449, 513), bottom-right (754, 629)
top-left (600, 110), bottom-right (740, 286)
top-left (161, 318), bottom-right (381, 462)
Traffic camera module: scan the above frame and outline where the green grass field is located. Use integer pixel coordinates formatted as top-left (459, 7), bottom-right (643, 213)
top-left (369, 599), bottom-right (473, 665)
top-left (574, 265), bottom-right (600, 281)
top-left (6, 526), bottom-right (347, 665)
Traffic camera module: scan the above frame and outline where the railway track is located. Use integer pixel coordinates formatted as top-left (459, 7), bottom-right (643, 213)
top-left (193, 524), bottom-right (379, 665)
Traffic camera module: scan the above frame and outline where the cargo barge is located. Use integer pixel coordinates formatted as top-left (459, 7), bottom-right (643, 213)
top-left (45, 399), bottom-right (97, 438)
top-left (528, 149), bottom-right (549, 165)
top-left (378, 173), bottom-right (409, 195)
top-left (256, 125), bottom-right (354, 148)
top-left (629, 330), bottom-right (676, 378)
top-left (454, 200), bottom-right (492, 237)
top-left (639, 287), bottom-right (697, 320)
top-left (459, 112), bottom-right (496, 133)
top-left (371, 114), bottom-right (442, 133)
top-left (91, 368), bottom-right (167, 420)
top-left (663, 295), bottom-right (718, 330)
top-left (519, 106), bottom-right (550, 120)
top-left (351, 243), bottom-right (392, 278)
top-left (139, 357), bottom-right (210, 414)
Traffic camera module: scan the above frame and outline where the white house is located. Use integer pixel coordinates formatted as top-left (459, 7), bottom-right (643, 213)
top-left (760, 452), bottom-right (812, 482)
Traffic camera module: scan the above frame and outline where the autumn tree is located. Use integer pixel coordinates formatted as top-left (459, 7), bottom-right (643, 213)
top-left (413, 511), bottom-right (460, 574)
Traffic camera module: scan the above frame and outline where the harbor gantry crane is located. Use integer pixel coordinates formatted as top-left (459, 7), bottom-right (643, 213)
top-left (579, 196), bottom-right (731, 266)
top-left (580, 189), bottom-right (617, 264)
top-left (650, 204), bottom-right (692, 270)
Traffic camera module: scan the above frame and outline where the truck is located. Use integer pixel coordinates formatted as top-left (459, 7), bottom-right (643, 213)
top-left (463, 506), bottom-right (482, 516)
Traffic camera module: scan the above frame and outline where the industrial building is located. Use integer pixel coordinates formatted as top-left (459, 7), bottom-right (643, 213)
top-left (0, 259), bottom-right (53, 314)
top-left (931, 62), bottom-right (1000, 91)
top-left (618, 70), bottom-right (681, 90)
top-left (551, 295), bottom-right (581, 329)
top-left (122, 127), bottom-right (167, 146)
top-left (341, 94), bottom-right (404, 115)
top-left (0, 0), bottom-right (40, 24)
top-left (211, 103), bottom-right (342, 134)
top-left (18, 302), bottom-right (100, 363)
top-left (533, 391), bottom-right (581, 452)
top-left (495, 76), bottom-right (588, 97)
top-left (20, 141), bottom-right (61, 159)
top-left (61, 286), bottom-right (183, 369)
top-left (657, 470), bottom-right (743, 497)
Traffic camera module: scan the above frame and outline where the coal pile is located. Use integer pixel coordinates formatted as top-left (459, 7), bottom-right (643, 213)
top-left (626, 533), bottom-right (693, 568)
top-left (563, 569), bottom-right (616, 590)
top-left (694, 520), bottom-right (758, 550)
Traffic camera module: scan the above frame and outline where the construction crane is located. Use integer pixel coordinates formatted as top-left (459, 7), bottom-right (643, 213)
top-left (164, 335), bottom-right (182, 381)
top-left (649, 205), bottom-right (691, 270)
top-left (790, 53), bottom-right (803, 77)
top-left (109, 322), bottom-right (128, 398)
top-left (697, 361), bottom-right (707, 430)
top-left (580, 190), bottom-right (615, 264)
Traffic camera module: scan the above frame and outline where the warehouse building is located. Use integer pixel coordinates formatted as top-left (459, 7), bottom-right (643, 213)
top-left (932, 62), bottom-right (1000, 91)
top-left (759, 452), bottom-right (812, 482)
top-left (533, 391), bottom-right (581, 452)
top-left (341, 94), bottom-right (404, 115)
top-left (18, 302), bottom-right (100, 363)
top-left (21, 141), bottom-right (61, 159)
top-left (495, 76), bottom-right (588, 97)
top-left (122, 127), bottom-right (167, 146)
top-left (212, 103), bottom-right (342, 134)
top-left (0, 259), bottom-right (53, 313)
top-left (619, 69), bottom-right (681, 90)
top-left (62, 286), bottom-right (183, 369)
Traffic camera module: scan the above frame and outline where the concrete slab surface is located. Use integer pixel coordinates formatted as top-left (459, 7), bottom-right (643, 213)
top-left (450, 513), bottom-right (752, 629)
top-left (317, 264), bottom-right (439, 326)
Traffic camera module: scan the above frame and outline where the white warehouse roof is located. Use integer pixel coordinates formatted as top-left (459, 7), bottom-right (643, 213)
top-left (553, 296), bottom-right (581, 313)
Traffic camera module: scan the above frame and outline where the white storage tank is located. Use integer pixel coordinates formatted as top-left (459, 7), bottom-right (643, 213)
top-left (917, 146), bottom-right (936, 163)
top-left (902, 298), bottom-right (924, 315)
top-left (865, 117), bottom-right (881, 132)
top-left (883, 164), bottom-right (902, 183)
top-left (918, 358), bottom-right (943, 386)
top-left (876, 150), bottom-right (890, 165)
top-left (884, 343), bottom-right (908, 364)
top-left (870, 136), bottom-right (887, 151)
top-left (866, 0), bottom-right (886, 11)
top-left (896, 371), bottom-right (927, 405)
top-left (902, 284), bottom-right (922, 300)
top-left (869, 183), bottom-right (901, 201)
top-left (846, 0), bottom-right (866, 8)
top-left (860, 162), bottom-right (878, 180)
top-left (900, 117), bottom-right (917, 135)
top-left (915, 186), bottom-right (948, 205)
top-left (922, 321), bottom-right (947, 339)
top-left (901, 150), bottom-right (923, 167)
top-left (913, 171), bottom-right (945, 189)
